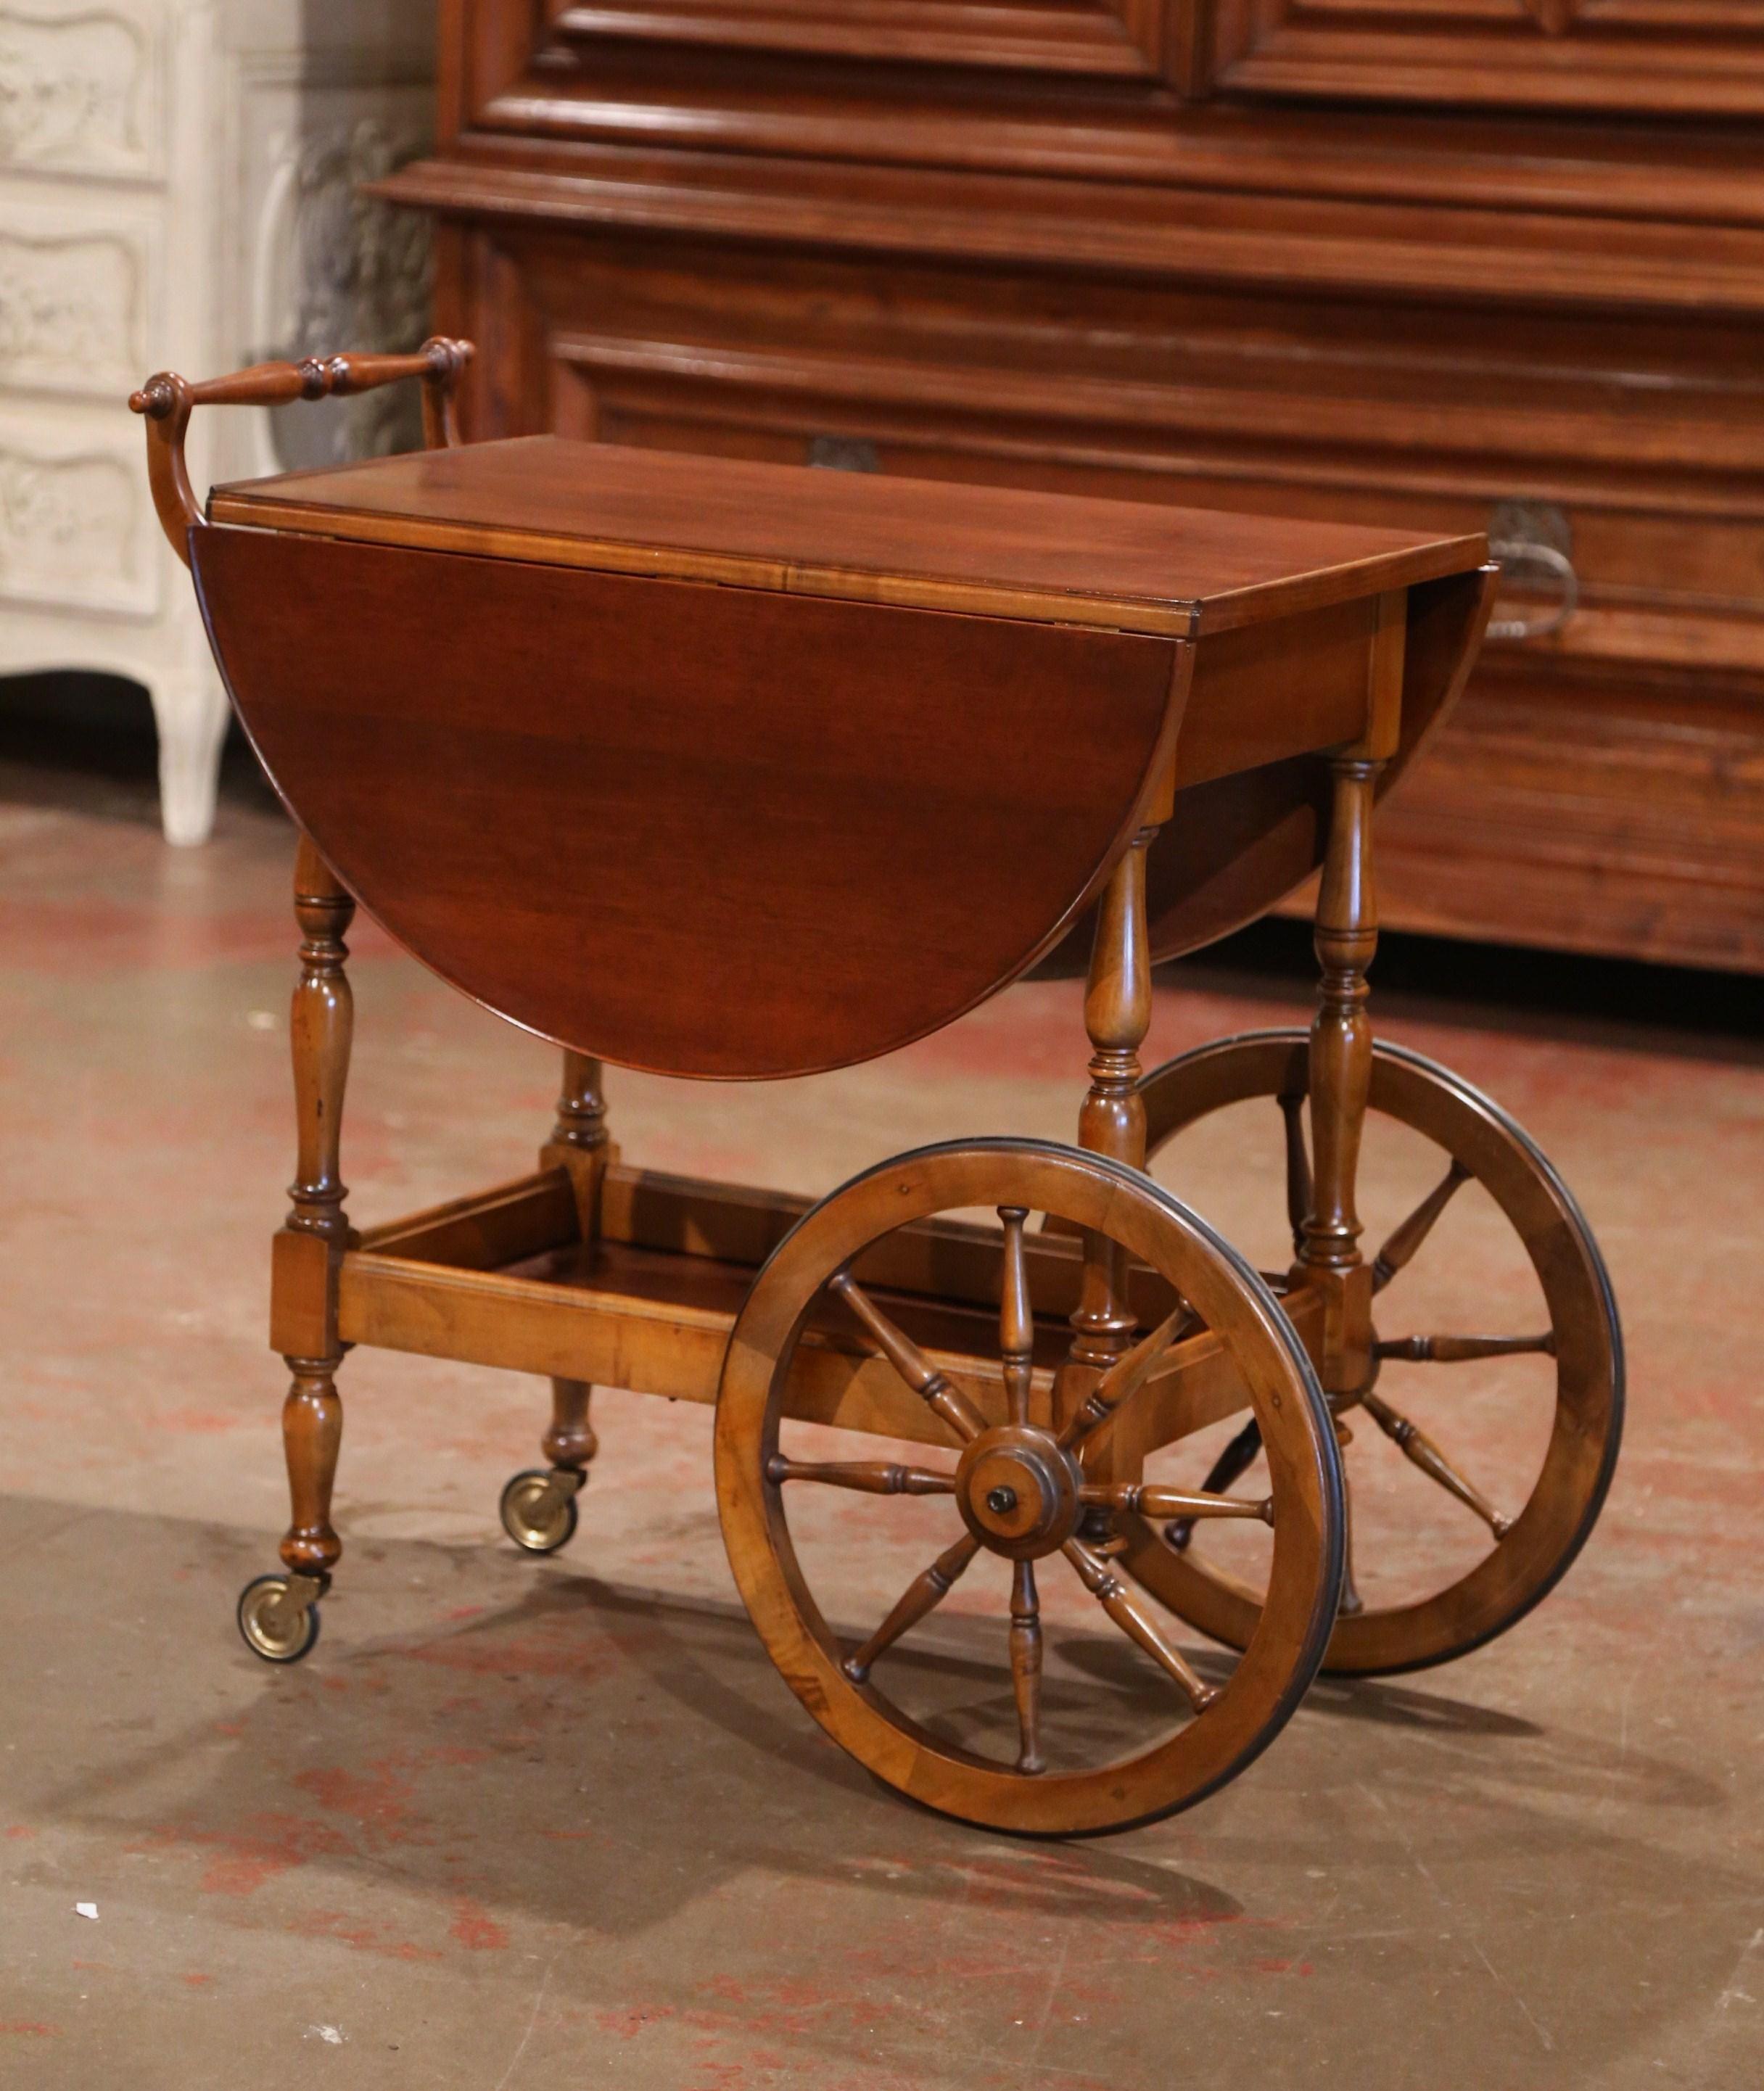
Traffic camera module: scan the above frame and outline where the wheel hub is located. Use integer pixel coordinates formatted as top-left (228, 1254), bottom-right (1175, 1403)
top-left (956, 1425), bottom-right (1084, 1560)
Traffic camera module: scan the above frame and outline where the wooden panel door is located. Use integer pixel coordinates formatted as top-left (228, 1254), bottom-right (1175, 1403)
top-left (1204, 0), bottom-right (1764, 114)
top-left (539, 1), bottom-right (1189, 81)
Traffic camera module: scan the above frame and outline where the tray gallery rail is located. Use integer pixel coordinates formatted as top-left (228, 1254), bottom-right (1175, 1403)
top-left (131, 339), bottom-right (1623, 1836)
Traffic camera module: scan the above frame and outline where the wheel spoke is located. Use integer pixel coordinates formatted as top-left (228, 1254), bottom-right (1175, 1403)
top-left (766, 1456), bottom-right (955, 1497)
top-left (842, 1531), bottom-right (982, 1683)
top-left (1278, 1090), bottom-right (1312, 1256)
top-left (1361, 1390), bottom-right (1512, 1536)
top-left (830, 1271), bottom-right (988, 1443)
top-left (1375, 1332), bottom-right (1556, 1363)
top-left (1371, 1161), bottom-right (1471, 1293)
top-left (997, 1205), bottom-right (1035, 1427)
top-left (1008, 1560), bottom-right (1044, 1774)
top-left (1063, 1538), bottom-right (1217, 1712)
top-left (1087, 1480), bottom-right (1273, 1525)
top-left (1164, 1416), bottom-right (1263, 1551)
top-left (1057, 1303), bottom-right (1199, 1451)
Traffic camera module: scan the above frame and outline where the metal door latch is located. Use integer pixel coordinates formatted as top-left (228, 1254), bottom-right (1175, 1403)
top-left (1487, 500), bottom-right (1579, 642)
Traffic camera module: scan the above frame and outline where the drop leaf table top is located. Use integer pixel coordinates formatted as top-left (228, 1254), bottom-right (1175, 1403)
top-left (209, 433), bottom-right (1480, 640)
top-left (194, 434), bottom-right (1491, 1077)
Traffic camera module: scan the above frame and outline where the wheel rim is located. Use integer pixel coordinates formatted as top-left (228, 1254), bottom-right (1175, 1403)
top-left (237, 1576), bottom-right (318, 1662)
top-left (501, 1473), bottom-right (577, 1554)
top-left (1127, 1031), bottom-right (1623, 1676)
top-left (714, 1138), bottom-right (1343, 1836)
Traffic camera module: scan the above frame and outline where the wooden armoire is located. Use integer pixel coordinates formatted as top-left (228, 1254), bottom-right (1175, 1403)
top-left (382, 2), bottom-right (1764, 972)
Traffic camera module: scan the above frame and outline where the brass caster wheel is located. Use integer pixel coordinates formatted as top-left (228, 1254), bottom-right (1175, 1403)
top-left (236, 1572), bottom-right (324, 1664)
top-left (715, 1137), bottom-right (1344, 1838)
top-left (499, 1468), bottom-right (582, 1554)
top-left (1126, 1031), bottom-right (1623, 1678)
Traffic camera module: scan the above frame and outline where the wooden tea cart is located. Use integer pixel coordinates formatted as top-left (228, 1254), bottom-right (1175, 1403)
top-left (132, 339), bottom-right (1622, 1836)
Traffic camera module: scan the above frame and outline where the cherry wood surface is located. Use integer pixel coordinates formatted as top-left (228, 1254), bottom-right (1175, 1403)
top-left (194, 469), bottom-right (1486, 1068)
top-left (193, 503), bottom-right (1488, 1062)
top-left (208, 434), bottom-right (1480, 640)
top-left (712, 1137), bottom-right (1345, 1833)
top-left (1128, 1029), bottom-right (1623, 1677)
top-left (192, 524), bottom-right (1192, 1077)
top-left (1038, 564), bottom-right (1496, 976)
top-left (170, 330), bottom-right (1615, 1806)
top-left (374, 0), bottom-right (1764, 972)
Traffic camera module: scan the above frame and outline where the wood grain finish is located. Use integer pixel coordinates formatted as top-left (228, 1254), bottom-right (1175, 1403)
top-left (1033, 564), bottom-right (1496, 973)
top-left (207, 434), bottom-right (1481, 640)
top-left (157, 295), bottom-right (1607, 1828)
top-left (1206, 0), bottom-right (1764, 117)
top-left (376, 1), bottom-right (1764, 970)
top-left (712, 1137), bottom-right (1344, 1834)
top-left (193, 521), bottom-right (1194, 1078)
top-left (131, 339), bottom-right (472, 566)
top-left (1130, 1030), bottom-right (1624, 1675)
top-left (275, 838), bottom-right (355, 1582)
top-left (539, 0), bottom-right (1764, 117)
top-left (196, 438), bottom-right (1488, 1038)
top-left (334, 1217), bottom-right (1311, 1454)
top-left (191, 429), bottom-right (1483, 1074)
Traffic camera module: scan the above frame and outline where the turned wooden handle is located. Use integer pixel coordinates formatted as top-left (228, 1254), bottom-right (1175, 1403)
top-left (128, 335), bottom-right (473, 565)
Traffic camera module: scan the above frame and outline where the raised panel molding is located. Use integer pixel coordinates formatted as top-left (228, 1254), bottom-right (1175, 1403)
top-left (403, 0), bottom-right (1764, 969)
top-left (392, 149), bottom-right (1764, 318)
top-left (545, 1), bottom-right (1185, 82)
top-left (540, 326), bottom-right (1764, 654)
top-left (0, 431), bottom-right (146, 616)
top-left (0, 1), bottom-right (437, 846)
top-left (0, 229), bottom-right (139, 389)
top-left (1205, 0), bottom-right (1764, 112)
top-left (0, 4), bottom-right (159, 176)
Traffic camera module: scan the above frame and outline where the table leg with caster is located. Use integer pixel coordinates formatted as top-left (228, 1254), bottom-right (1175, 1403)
top-left (500, 1377), bottom-right (594, 1554)
top-left (499, 1053), bottom-right (611, 1554)
top-left (240, 836), bottom-right (354, 1664)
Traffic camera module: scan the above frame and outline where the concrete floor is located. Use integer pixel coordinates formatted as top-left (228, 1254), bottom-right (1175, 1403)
top-left (1, 727), bottom-right (1760, 2090)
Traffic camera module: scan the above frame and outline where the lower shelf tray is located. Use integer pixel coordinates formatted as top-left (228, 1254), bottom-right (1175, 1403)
top-left (331, 1160), bottom-right (1309, 1454)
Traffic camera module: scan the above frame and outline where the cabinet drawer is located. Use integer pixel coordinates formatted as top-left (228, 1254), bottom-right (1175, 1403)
top-left (490, 238), bottom-right (1764, 684)
top-left (0, 187), bottom-right (163, 403)
top-left (441, 225), bottom-right (1764, 968)
top-left (1204, 0), bottom-right (1764, 120)
top-left (0, 398), bottom-right (160, 620)
top-left (0, 1), bottom-right (169, 185)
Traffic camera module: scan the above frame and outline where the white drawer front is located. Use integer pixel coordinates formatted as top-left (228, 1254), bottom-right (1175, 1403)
top-left (0, 190), bottom-right (159, 397)
top-left (0, 402), bottom-right (156, 618)
top-left (0, 2), bottom-right (165, 182)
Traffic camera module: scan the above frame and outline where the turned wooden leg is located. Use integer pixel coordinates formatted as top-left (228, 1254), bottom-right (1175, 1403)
top-left (501, 1052), bottom-right (612, 1555)
top-left (279, 835), bottom-right (355, 1577)
top-left (1063, 825), bottom-right (1158, 1496)
top-left (1301, 754), bottom-right (1384, 1618)
top-left (543, 1052), bottom-right (609, 1479)
top-left (1303, 756), bottom-right (1382, 1287)
top-left (551, 1049), bottom-right (608, 1155)
top-left (241, 837), bottom-right (355, 1662)
top-left (1296, 754), bottom-right (1385, 1404)
top-left (544, 1377), bottom-right (598, 1474)
top-left (281, 1362), bottom-right (345, 1577)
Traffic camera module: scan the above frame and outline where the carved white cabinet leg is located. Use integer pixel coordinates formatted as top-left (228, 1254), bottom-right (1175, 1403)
top-left (0, 1), bottom-right (436, 845)
top-left (149, 670), bottom-right (231, 847)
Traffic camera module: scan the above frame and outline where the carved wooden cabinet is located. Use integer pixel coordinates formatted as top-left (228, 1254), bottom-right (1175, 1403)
top-left (0, 0), bottom-right (434, 844)
top-left (382, 1), bottom-right (1764, 969)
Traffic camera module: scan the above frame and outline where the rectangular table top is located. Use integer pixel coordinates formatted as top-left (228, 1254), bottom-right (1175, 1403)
top-left (208, 435), bottom-right (1485, 640)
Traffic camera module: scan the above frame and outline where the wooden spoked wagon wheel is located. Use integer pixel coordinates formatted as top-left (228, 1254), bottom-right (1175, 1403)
top-left (714, 1137), bottom-right (1345, 1836)
top-left (1121, 1032), bottom-right (1623, 1677)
